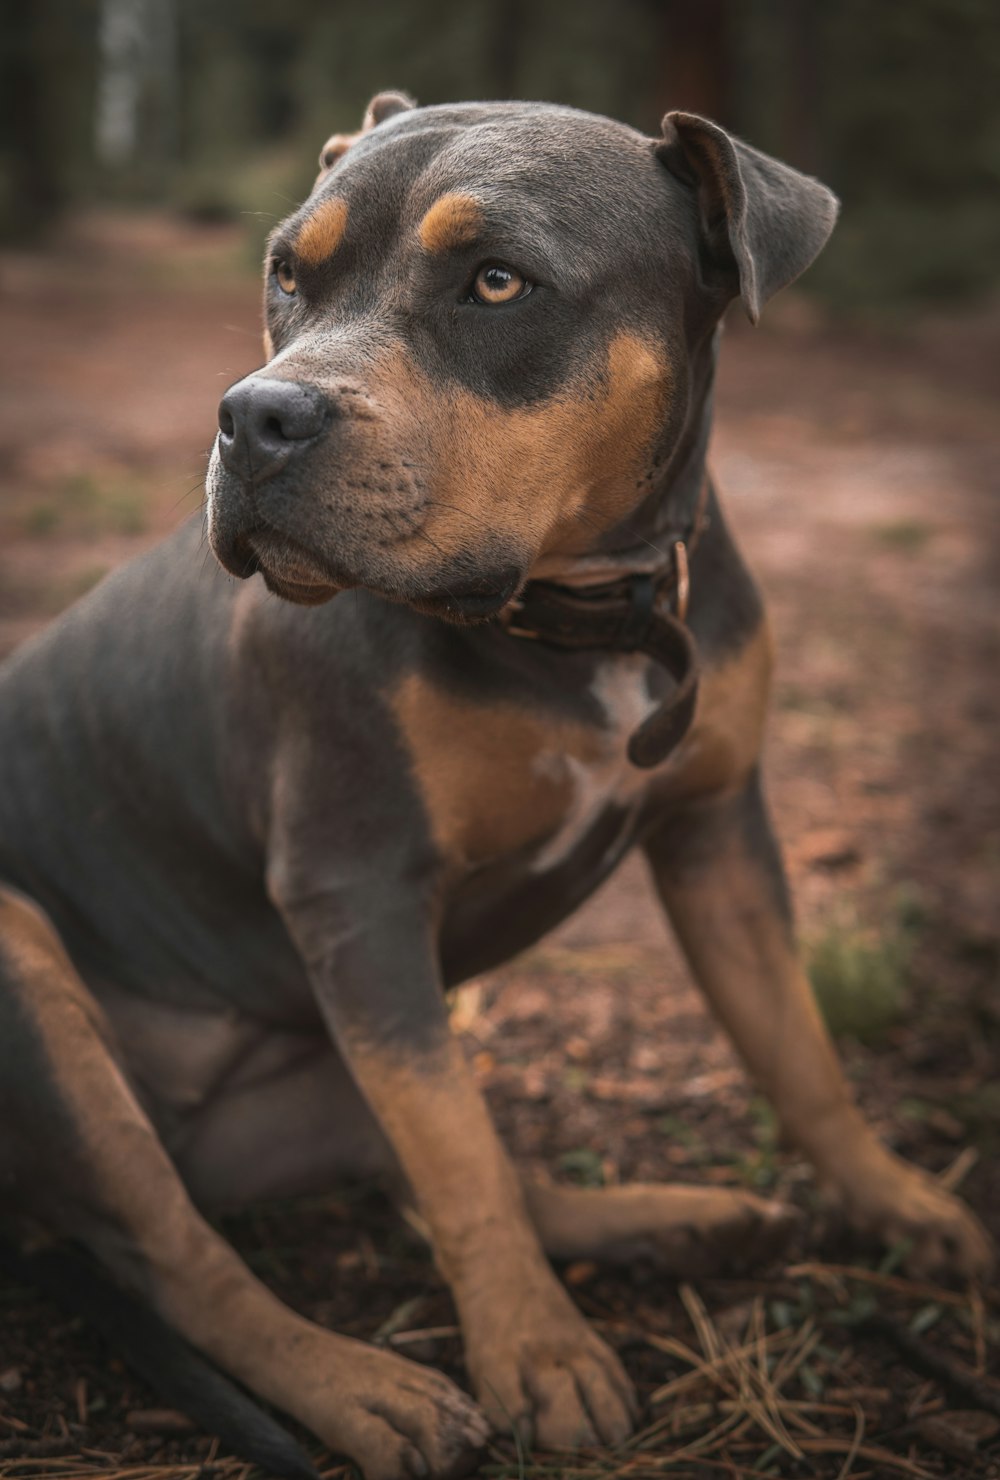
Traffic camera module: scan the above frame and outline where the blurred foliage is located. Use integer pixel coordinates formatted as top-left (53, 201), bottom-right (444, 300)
top-left (806, 888), bottom-right (926, 1044)
top-left (808, 920), bottom-right (909, 1043)
top-left (1, 0), bottom-right (998, 310)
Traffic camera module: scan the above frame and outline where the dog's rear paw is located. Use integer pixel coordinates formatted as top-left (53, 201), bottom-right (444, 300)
top-left (317, 1347), bottom-right (490, 1480)
top-left (570, 1184), bottom-right (802, 1276)
top-left (832, 1153), bottom-right (995, 1282)
top-left (693, 1191), bottom-right (803, 1274)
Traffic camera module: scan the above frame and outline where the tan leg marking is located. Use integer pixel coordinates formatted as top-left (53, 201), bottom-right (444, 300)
top-left (341, 1034), bottom-right (635, 1448)
top-left (525, 1179), bottom-right (799, 1274)
top-left (0, 888), bottom-right (488, 1480)
top-left (645, 791), bottom-right (994, 1281)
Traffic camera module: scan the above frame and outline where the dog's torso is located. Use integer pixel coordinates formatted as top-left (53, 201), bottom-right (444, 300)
top-left (0, 498), bottom-right (765, 1142)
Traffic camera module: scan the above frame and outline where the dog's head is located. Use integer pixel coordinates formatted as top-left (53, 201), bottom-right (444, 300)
top-left (207, 94), bottom-right (836, 620)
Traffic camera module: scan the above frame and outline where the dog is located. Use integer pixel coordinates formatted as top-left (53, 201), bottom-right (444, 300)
top-left (0, 92), bottom-right (992, 1480)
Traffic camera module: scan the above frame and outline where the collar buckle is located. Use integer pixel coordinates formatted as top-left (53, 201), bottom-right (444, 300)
top-left (672, 540), bottom-right (690, 623)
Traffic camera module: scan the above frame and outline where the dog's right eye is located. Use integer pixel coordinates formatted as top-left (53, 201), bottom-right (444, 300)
top-left (468, 263), bottom-right (530, 305)
top-left (272, 259), bottom-right (297, 296)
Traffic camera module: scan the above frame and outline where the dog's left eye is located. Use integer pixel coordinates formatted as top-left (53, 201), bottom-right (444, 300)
top-left (468, 263), bottom-right (530, 305)
top-left (273, 259), bottom-right (297, 296)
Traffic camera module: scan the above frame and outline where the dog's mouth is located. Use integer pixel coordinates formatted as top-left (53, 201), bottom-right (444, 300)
top-left (239, 529), bottom-right (344, 605)
top-left (409, 573), bottom-right (523, 624)
top-left (215, 520), bottom-right (522, 623)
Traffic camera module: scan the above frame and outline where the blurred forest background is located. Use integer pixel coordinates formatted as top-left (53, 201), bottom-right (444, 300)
top-left (4, 0), bottom-right (1000, 310)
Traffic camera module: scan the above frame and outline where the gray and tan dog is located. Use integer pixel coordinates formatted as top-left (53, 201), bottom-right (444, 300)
top-left (0, 93), bottom-right (992, 1480)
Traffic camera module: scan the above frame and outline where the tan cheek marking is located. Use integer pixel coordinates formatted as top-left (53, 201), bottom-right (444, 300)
top-left (654, 617), bottom-right (774, 803)
top-left (417, 193), bottom-right (483, 253)
top-left (392, 674), bottom-right (605, 867)
top-left (294, 197), bottom-right (349, 267)
top-left (369, 332), bottom-right (669, 581)
top-left (262, 327), bottom-right (274, 361)
top-left (455, 330), bottom-right (667, 551)
top-left (540, 333), bottom-right (671, 553)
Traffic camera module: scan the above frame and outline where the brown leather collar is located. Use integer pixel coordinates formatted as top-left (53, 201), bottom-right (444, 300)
top-left (497, 480), bottom-right (709, 768)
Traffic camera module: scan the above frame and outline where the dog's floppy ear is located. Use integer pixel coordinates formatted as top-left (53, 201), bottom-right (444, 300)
top-left (655, 111), bottom-right (838, 324)
top-left (316, 90), bottom-right (416, 179)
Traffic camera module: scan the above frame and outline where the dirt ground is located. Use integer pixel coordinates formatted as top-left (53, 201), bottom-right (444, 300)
top-left (1, 214), bottom-right (999, 1479)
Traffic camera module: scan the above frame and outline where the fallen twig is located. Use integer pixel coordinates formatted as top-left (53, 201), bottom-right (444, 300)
top-left (859, 1311), bottom-right (1000, 1419)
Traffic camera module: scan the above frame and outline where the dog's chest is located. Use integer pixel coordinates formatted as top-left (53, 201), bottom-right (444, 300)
top-left (396, 652), bottom-right (662, 867)
top-left (525, 657), bottom-right (657, 873)
top-left (434, 657), bottom-right (665, 979)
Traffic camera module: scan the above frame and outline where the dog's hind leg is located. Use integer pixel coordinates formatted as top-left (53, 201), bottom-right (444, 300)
top-left (523, 1180), bottom-right (798, 1274)
top-left (0, 884), bottom-right (488, 1480)
top-left (643, 770), bottom-right (994, 1281)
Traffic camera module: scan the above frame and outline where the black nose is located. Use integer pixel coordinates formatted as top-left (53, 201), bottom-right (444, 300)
top-left (217, 378), bottom-right (328, 481)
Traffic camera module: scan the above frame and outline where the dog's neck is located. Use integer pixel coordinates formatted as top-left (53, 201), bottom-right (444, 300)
top-left (528, 328), bottom-right (719, 590)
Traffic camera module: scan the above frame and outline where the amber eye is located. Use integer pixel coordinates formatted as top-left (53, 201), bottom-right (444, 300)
top-left (273, 259), bottom-right (297, 296)
top-left (470, 263), bottom-right (528, 305)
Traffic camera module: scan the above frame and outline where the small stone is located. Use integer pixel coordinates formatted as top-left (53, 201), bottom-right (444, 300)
top-left (519, 1067), bottom-right (549, 1101)
top-left (125, 1408), bottom-right (198, 1435)
top-left (917, 1411), bottom-right (1000, 1460)
top-left (564, 1260), bottom-right (598, 1286)
top-left (0, 1367), bottom-right (21, 1394)
top-left (798, 828), bottom-right (860, 870)
top-left (632, 1044), bottom-right (662, 1073)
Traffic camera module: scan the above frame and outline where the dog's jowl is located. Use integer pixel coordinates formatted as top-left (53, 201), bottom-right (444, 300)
top-left (0, 94), bottom-right (992, 1480)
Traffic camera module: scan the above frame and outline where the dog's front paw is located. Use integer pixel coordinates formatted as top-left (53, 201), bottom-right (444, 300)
top-left (464, 1282), bottom-right (636, 1451)
top-left (833, 1151), bottom-right (994, 1281)
top-left (318, 1345), bottom-right (490, 1480)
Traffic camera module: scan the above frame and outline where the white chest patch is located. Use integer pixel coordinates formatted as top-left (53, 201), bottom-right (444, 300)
top-left (530, 655), bottom-right (659, 873)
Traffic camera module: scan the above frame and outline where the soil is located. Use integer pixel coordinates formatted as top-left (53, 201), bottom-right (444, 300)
top-left (1, 213), bottom-right (999, 1479)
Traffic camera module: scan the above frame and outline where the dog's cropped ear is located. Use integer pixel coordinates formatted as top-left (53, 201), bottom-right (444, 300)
top-left (655, 111), bottom-right (838, 324)
top-left (316, 90), bottom-right (416, 180)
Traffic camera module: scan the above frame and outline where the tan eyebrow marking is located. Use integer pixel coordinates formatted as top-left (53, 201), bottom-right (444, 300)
top-left (294, 197), bottom-right (349, 266)
top-left (417, 193), bottom-right (483, 253)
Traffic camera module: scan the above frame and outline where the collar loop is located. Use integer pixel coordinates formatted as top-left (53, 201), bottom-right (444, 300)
top-left (498, 534), bottom-right (701, 768)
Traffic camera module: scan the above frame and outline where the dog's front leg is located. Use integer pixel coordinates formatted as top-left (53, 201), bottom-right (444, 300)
top-left (273, 884), bottom-right (635, 1449)
top-left (0, 886), bottom-right (490, 1480)
top-left (644, 770), bottom-right (994, 1280)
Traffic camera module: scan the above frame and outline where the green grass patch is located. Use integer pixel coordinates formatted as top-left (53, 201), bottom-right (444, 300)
top-left (20, 473), bottom-right (151, 539)
top-left (556, 1147), bottom-right (606, 1188)
top-left (806, 891), bottom-right (923, 1043)
top-left (871, 519), bottom-right (934, 553)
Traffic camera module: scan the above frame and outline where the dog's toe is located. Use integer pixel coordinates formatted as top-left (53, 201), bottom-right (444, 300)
top-left (318, 1349), bottom-right (489, 1480)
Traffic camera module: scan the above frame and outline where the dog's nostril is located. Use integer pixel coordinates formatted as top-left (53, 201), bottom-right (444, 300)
top-left (253, 384), bottom-right (327, 445)
top-left (217, 378), bottom-right (328, 478)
